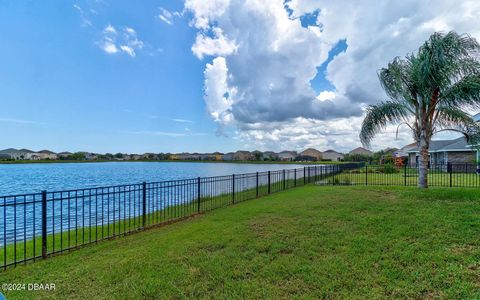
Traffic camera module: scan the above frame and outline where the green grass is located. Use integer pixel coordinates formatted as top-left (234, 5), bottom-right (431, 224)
top-left (0, 179), bottom-right (298, 267)
top-left (1, 185), bottom-right (479, 299)
top-left (329, 168), bottom-right (480, 187)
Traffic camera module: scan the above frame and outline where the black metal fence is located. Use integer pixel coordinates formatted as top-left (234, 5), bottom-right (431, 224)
top-left (319, 163), bottom-right (480, 187)
top-left (0, 163), bottom-right (362, 269)
top-left (1, 162), bottom-right (479, 270)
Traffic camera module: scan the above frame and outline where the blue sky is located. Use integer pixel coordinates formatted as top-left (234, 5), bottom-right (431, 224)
top-left (0, 1), bottom-right (348, 154)
top-left (0, 1), bottom-right (238, 153)
top-left (2, 1), bottom-right (475, 153)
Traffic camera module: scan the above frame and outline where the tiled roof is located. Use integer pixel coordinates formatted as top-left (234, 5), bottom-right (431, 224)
top-left (38, 150), bottom-right (56, 154)
top-left (349, 147), bottom-right (373, 155)
top-left (300, 148), bottom-right (322, 155)
top-left (408, 137), bottom-right (472, 152)
top-left (0, 148), bottom-right (34, 154)
top-left (324, 149), bottom-right (341, 153)
top-left (18, 149), bottom-right (35, 153)
top-left (440, 137), bottom-right (471, 151)
top-left (0, 148), bottom-right (18, 154)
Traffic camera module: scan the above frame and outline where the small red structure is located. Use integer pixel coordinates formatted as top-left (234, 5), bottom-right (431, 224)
top-left (395, 157), bottom-right (406, 167)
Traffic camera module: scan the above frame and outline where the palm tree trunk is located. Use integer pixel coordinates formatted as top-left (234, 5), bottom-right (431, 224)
top-left (418, 137), bottom-right (429, 188)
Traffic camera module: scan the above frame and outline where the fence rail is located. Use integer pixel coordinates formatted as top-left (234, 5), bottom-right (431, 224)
top-left (1, 162), bottom-right (478, 270)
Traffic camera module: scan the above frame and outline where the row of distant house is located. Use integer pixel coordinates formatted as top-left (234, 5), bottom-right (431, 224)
top-left (0, 148), bottom-right (59, 160)
top-left (2, 137), bottom-right (478, 165)
top-left (0, 147), bottom-right (374, 162)
top-left (0, 149), bottom-right (98, 161)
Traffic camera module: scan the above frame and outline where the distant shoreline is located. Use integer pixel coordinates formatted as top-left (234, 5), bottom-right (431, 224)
top-left (0, 159), bottom-right (348, 165)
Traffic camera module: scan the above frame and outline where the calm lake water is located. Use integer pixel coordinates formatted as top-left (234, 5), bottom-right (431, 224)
top-left (0, 162), bottom-right (308, 196)
top-left (0, 162), bottom-right (322, 249)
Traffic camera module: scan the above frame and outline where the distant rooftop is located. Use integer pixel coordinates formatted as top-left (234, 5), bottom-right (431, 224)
top-left (324, 149), bottom-right (341, 153)
top-left (408, 137), bottom-right (472, 153)
top-left (18, 149), bottom-right (35, 153)
top-left (0, 148), bottom-right (35, 154)
top-left (349, 147), bottom-right (373, 155)
top-left (38, 150), bottom-right (56, 154)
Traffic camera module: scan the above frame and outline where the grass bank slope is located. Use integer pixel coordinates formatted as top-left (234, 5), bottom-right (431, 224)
top-left (2, 186), bottom-right (479, 299)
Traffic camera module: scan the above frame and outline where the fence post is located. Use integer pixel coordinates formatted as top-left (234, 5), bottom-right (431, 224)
top-left (294, 169), bottom-right (297, 187)
top-left (232, 174), bottom-right (235, 204)
top-left (41, 190), bottom-right (47, 259)
top-left (449, 163), bottom-right (452, 187)
top-left (303, 167), bottom-right (306, 185)
top-left (365, 164), bottom-right (368, 185)
top-left (283, 169), bottom-right (286, 190)
top-left (197, 177), bottom-right (201, 213)
top-left (256, 172), bottom-right (259, 198)
top-left (268, 171), bottom-right (271, 194)
top-left (142, 182), bottom-right (147, 228)
top-left (404, 163), bottom-right (407, 186)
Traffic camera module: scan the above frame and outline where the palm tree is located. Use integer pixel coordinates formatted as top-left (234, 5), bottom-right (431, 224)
top-left (360, 31), bottom-right (480, 188)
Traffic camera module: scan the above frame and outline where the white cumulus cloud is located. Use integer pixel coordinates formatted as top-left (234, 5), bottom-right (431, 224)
top-left (192, 27), bottom-right (238, 59)
top-left (203, 57), bottom-right (235, 125)
top-left (185, 0), bottom-right (480, 151)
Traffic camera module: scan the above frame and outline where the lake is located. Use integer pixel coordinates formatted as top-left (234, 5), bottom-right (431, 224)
top-left (0, 162), bottom-right (318, 249)
top-left (0, 162), bottom-right (309, 196)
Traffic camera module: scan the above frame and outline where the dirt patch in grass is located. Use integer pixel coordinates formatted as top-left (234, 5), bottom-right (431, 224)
top-left (449, 244), bottom-right (477, 255)
top-left (196, 243), bottom-right (227, 252)
top-left (249, 215), bottom-right (289, 238)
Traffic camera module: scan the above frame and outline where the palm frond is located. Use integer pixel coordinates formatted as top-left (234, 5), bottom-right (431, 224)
top-left (440, 74), bottom-right (480, 108)
top-left (434, 107), bottom-right (480, 145)
top-left (417, 31), bottom-right (480, 93)
top-left (378, 58), bottom-right (409, 100)
top-left (435, 106), bottom-right (476, 128)
top-left (363, 31), bottom-right (480, 154)
top-left (360, 101), bottom-right (410, 147)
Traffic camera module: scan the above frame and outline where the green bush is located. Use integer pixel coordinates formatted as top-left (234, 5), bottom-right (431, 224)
top-left (377, 164), bottom-right (399, 174)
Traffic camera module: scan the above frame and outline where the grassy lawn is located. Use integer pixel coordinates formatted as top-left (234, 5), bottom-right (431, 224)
top-left (0, 178), bottom-right (299, 267)
top-left (330, 168), bottom-right (480, 187)
top-left (1, 185), bottom-right (479, 299)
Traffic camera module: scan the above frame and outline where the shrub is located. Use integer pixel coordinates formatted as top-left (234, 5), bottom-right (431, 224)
top-left (377, 164), bottom-right (398, 174)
